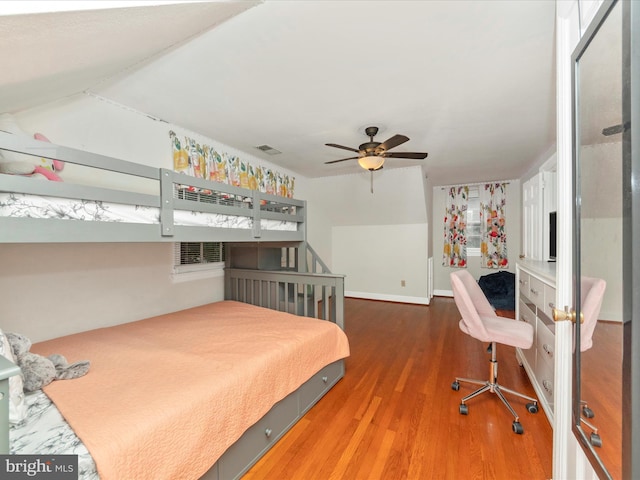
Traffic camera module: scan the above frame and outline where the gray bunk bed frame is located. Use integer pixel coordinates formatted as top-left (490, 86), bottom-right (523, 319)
top-left (0, 131), bottom-right (346, 480)
top-left (0, 131), bottom-right (306, 243)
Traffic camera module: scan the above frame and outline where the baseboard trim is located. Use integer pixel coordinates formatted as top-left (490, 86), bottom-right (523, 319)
top-left (345, 291), bottom-right (430, 305)
top-left (433, 289), bottom-right (453, 298)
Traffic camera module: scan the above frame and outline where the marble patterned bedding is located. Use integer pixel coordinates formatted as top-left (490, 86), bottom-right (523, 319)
top-left (0, 193), bottom-right (297, 231)
top-left (10, 390), bottom-right (98, 480)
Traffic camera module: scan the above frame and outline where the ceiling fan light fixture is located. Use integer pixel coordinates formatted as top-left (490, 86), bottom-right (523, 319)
top-left (358, 154), bottom-right (384, 171)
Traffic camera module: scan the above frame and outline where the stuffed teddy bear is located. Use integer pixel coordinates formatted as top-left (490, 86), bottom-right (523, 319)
top-left (0, 113), bottom-right (64, 181)
top-left (5, 333), bottom-right (90, 392)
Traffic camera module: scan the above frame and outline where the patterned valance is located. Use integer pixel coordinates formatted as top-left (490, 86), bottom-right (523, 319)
top-left (170, 131), bottom-right (294, 198)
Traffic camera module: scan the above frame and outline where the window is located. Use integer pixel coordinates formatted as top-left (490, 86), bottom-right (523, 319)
top-left (466, 187), bottom-right (481, 256)
top-left (177, 242), bottom-right (225, 265)
top-left (172, 242), bottom-right (225, 282)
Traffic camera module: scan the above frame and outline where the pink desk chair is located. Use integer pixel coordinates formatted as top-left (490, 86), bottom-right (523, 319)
top-left (577, 276), bottom-right (607, 447)
top-left (450, 270), bottom-right (539, 434)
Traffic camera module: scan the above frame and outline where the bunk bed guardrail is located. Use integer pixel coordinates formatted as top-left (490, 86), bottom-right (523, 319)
top-left (0, 355), bottom-right (21, 454)
top-left (0, 131), bottom-right (305, 243)
top-left (225, 268), bottom-right (345, 330)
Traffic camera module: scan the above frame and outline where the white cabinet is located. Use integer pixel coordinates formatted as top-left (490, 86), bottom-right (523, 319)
top-left (516, 259), bottom-right (556, 425)
top-left (522, 174), bottom-right (543, 261)
top-left (541, 170), bottom-right (557, 262)
top-left (522, 156), bottom-right (557, 262)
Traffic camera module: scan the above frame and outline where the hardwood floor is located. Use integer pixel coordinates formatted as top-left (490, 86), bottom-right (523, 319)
top-left (581, 321), bottom-right (623, 479)
top-left (244, 297), bottom-right (553, 480)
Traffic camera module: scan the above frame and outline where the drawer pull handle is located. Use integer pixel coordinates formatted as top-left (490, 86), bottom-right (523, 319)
top-left (543, 380), bottom-right (553, 395)
top-left (322, 376), bottom-right (328, 383)
top-left (530, 288), bottom-right (539, 296)
top-left (548, 302), bottom-right (555, 309)
top-left (543, 344), bottom-right (554, 358)
top-left (265, 428), bottom-right (273, 438)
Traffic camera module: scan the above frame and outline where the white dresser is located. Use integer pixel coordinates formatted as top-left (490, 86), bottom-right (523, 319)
top-left (515, 259), bottom-right (556, 425)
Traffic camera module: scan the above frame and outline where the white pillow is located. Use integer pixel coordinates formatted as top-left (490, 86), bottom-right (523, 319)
top-left (0, 329), bottom-right (27, 424)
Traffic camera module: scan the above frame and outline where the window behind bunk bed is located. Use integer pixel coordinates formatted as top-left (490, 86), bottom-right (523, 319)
top-left (172, 242), bottom-right (226, 282)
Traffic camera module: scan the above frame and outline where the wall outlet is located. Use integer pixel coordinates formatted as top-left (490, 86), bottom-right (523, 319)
top-left (401, 280), bottom-right (406, 287)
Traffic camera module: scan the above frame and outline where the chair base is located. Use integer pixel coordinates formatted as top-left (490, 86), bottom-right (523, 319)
top-left (579, 400), bottom-right (602, 447)
top-left (452, 341), bottom-right (539, 433)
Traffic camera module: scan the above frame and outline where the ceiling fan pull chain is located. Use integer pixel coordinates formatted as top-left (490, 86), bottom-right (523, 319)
top-left (370, 170), bottom-right (374, 193)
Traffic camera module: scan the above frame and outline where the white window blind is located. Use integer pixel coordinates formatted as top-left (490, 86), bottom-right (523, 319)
top-left (172, 242), bottom-right (225, 282)
top-left (466, 187), bottom-right (481, 255)
top-left (175, 242), bottom-right (225, 265)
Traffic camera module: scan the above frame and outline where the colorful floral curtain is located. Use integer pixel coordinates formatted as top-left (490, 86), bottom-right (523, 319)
top-left (169, 131), bottom-right (294, 198)
top-left (480, 182), bottom-right (508, 268)
top-left (442, 186), bottom-right (469, 268)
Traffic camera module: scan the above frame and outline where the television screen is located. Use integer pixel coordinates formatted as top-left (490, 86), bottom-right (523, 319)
top-left (549, 211), bottom-right (557, 260)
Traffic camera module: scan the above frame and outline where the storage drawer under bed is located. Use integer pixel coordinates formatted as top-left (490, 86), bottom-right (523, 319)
top-left (217, 390), bottom-right (299, 480)
top-left (206, 360), bottom-right (345, 480)
top-left (299, 360), bottom-right (345, 414)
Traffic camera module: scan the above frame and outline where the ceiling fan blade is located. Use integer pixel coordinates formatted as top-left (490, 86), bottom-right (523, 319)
top-left (324, 156), bottom-right (359, 165)
top-left (325, 143), bottom-right (361, 153)
top-left (383, 151), bottom-right (428, 159)
top-left (602, 123), bottom-right (627, 136)
top-left (378, 134), bottom-right (409, 151)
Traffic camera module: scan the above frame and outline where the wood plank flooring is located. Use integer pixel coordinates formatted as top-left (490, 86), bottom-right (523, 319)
top-left (580, 321), bottom-right (623, 479)
top-left (244, 297), bottom-right (553, 480)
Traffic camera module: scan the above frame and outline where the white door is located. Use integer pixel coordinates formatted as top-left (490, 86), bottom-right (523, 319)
top-left (553, 3), bottom-right (582, 476)
top-left (555, 1), bottom-right (624, 479)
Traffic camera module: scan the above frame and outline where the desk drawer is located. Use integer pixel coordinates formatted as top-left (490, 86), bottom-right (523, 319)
top-left (528, 275), bottom-right (545, 311)
top-left (535, 348), bottom-right (555, 410)
top-left (536, 319), bottom-right (555, 366)
top-left (518, 271), bottom-right (530, 298)
top-left (543, 283), bottom-right (556, 320)
top-left (518, 299), bottom-right (536, 367)
top-left (518, 299), bottom-right (536, 333)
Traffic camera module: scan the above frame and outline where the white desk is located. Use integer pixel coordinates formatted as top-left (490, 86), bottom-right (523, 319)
top-left (516, 259), bottom-right (556, 425)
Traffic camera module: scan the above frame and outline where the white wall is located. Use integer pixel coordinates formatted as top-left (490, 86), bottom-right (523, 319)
top-left (302, 166), bottom-right (430, 304)
top-left (333, 223), bottom-right (428, 304)
top-left (0, 243), bottom-right (224, 342)
top-left (579, 142), bottom-right (623, 321)
top-left (431, 180), bottom-right (521, 294)
top-left (2, 93), bottom-right (298, 341)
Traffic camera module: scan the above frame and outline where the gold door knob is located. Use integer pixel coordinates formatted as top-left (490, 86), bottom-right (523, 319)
top-left (552, 307), bottom-right (584, 323)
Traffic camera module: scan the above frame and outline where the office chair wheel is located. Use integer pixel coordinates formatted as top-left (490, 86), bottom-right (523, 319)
top-left (582, 405), bottom-right (595, 419)
top-left (459, 403), bottom-right (468, 415)
top-left (512, 421), bottom-right (524, 434)
top-left (526, 402), bottom-right (539, 414)
top-left (590, 432), bottom-right (602, 448)
top-left (451, 381), bottom-right (460, 391)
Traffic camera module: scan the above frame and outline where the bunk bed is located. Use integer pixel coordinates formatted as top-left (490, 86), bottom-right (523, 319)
top-left (0, 131), bottom-right (305, 244)
top-left (0, 131), bottom-right (348, 480)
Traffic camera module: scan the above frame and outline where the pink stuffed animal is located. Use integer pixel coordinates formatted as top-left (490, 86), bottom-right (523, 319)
top-left (0, 113), bottom-right (64, 181)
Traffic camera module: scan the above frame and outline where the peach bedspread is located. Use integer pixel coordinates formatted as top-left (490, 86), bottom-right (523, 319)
top-left (32, 301), bottom-right (350, 480)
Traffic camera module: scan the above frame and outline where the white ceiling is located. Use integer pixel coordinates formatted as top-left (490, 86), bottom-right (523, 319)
top-left (0, 0), bottom-right (557, 185)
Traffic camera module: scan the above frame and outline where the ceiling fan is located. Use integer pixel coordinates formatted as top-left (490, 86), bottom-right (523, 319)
top-left (324, 126), bottom-right (428, 172)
